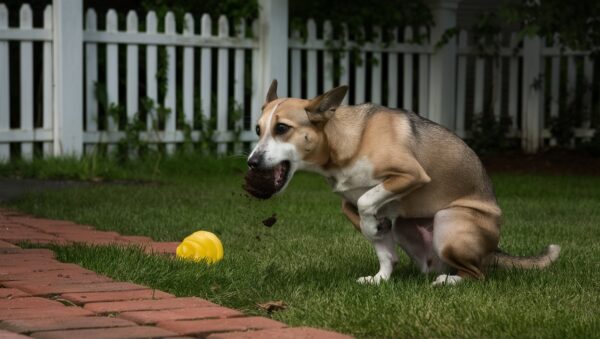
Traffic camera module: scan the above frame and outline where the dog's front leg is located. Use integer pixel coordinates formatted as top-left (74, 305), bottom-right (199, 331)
top-left (356, 173), bottom-right (429, 284)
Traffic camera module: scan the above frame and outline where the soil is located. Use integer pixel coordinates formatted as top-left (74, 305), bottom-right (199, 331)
top-left (262, 214), bottom-right (277, 227)
top-left (243, 168), bottom-right (278, 199)
top-left (481, 149), bottom-right (600, 176)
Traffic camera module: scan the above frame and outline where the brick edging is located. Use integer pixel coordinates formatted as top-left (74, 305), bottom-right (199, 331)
top-left (0, 209), bottom-right (352, 338)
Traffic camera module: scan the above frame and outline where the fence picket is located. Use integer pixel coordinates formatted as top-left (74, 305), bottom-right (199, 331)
top-left (106, 9), bottom-right (118, 154)
top-left (339, 24), bottom-right (349, 104)
top-left (200, 14), bottom-right (212, 132)
top-left (0, 4), bottom-right (8, 160)
top-left (146, 11), bottom-right (158, 132)
top-left (250, 19), bottom-right (259, 146)
top-left (85, 9), bottom-right (97, 154)
top-left (126, 11), bottom-right (138, 122)
top-left (20, 4), bottom-right (33, 159)
top-left (217, 15), bottom-right (229, 154)
top-left (387, 28), bottom-right (398, 108)
top-left (323, 21), bottom-right (333, 91)
top-left (550, 35), bottom-right (560, 120)
top-left (492, 36), bottom-right (502, 118)
top-left (306, 19), bottom-right (317, 99)
top-left (371, 26), bottom-right (382, 104)
top-left (418, 26), bottom-right (429, 117)
top-left (583, 56), bottom-right (593, 129)
top-left (508, 33), bottom-right (519, 132)
top-left (403, 27), bottom-right (414, 110)
top-left (183, 13), bottom-right (194, 129)
top-left (474, 52), bottom-right (485, 116)
top-left (233, 19), bottom-right (246, 153)
top-left (566, 54), bottom-right (576, 112)
top-left (290, 28), bottom-right (301, 98)
top-left (43, 5), bottom-right (53, 156)
top-left (455, 30), bottom-right (467, 138)
top-left (164, 12), bottom-right (176, 154)
top-left (354, 27), bottom-right (366, 104)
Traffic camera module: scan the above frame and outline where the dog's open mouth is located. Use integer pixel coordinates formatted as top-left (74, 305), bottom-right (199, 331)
top-left (244, 161), bottom-right (291, 199)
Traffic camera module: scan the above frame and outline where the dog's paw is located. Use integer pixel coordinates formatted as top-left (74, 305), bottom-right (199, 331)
top-left (432, 274), bottom-right (463, 286)
top-left (357, 273), bottom-right (389, 285)
top-left (357, 275), bottom-right (379, 284)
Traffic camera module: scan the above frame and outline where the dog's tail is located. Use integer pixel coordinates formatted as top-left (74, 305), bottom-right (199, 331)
top-left (490, 244), bottom-right (561, 269)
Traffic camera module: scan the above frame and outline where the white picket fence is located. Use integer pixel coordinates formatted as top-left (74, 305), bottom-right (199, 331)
top-left (83, 8), bottom-right (259, 155)
top-left (0, 0), bottom-right (598, 161)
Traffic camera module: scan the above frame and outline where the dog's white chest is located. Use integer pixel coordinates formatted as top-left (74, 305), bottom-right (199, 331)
top-left (327, 158), bottom-right (380, 203)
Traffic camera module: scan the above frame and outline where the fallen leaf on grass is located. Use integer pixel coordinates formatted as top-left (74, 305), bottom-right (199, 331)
top-left (257, 300), bottom-right (287, 313)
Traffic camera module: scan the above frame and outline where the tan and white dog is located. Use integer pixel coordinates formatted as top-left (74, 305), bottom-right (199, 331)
top-left (246, 80), bottom-right (560, 285)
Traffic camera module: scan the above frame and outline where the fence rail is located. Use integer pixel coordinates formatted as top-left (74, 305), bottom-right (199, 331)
top-left (0, 0), bottom-right (598, 161)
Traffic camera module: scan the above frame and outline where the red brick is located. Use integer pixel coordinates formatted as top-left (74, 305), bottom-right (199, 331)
top-left (30, 326), bottom-right (177, 339)
top-left (0, 240), bottom-right (18, 249)
top-left (117, 236), bottom-right (153, 244)
top-left (0, 306), bottom-right (93, 320)
top-left (0, 263), bottom-right (84, 275)
top-left (3, 282), bottom-right (148, 296)
top-left (0, 297), bottom-right (64, 309)
top-left (0, 288), bottom-right (30, 299)
top-left (0, 230), bottom-right (60, 243)
top-left (11, 218), bottom-right (80, 229)
top-left (0, 270), bottom-right (112, 284)
top-left (0, 329), bottom-right (30, 339)
top-left (144, 242), bottom-right (178, 255)
top-left (29, 225), bottom-right (95, 235)
top-left (61, 289), bottom-right (174, 305)
top-left (0, 316), bottom-right (136, 334)
top-left (119, 306), bottom-right (243, 325)
top-left (0, 258), bottom-right (58, 268)
top-left (157, 317), bottom-right (286, 337)
top-left (206, 327), bottom-right (354, 339)
top-left (0, 251), bottom-right (56, 263)
top-left (85, 297), bottom-right (217, 314)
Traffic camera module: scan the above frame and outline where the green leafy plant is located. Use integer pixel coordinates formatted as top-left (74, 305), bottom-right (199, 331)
top-left (468, 113), bottom-right (513, 155)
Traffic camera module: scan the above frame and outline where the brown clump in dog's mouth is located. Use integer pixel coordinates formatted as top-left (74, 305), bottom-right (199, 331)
top-left (243, 161), bottom-right (291, 199)
top-left (244, 161), bottom-right (290, 199)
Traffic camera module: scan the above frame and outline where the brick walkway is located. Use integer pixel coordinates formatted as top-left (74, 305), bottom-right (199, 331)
top-left (0, 209), bottom-right (352, 339)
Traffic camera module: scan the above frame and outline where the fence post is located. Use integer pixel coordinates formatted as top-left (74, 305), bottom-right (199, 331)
top-left (522, 34), bottom-right (543, 153)
top-left (426, 0), bottom-right (459, 129)
top-left (53, 0), bottom-right (83, 156)
top-left (257, 0), bottom-right (288, 102)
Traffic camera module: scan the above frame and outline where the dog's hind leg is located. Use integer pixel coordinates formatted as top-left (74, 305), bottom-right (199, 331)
top-left (432, 206), bottom-right (500, 285)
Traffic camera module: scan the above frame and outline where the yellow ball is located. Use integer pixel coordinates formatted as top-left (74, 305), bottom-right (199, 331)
top-left (176, 231), bottom-right (223, 264)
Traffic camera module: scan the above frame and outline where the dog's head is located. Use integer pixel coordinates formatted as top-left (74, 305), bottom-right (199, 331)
top-left (244, 80), bottom-right (348, 199)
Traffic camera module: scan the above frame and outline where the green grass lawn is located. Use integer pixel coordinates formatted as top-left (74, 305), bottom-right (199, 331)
top-left (2, 156), bottom-right (599, 338)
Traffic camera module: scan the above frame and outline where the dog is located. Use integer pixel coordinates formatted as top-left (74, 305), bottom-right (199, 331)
top-left (245, 79), bottom-right (560, 285)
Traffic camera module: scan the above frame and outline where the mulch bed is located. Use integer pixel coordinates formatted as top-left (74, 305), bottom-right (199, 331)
top-left (481, 149), bottom-right (600, 176)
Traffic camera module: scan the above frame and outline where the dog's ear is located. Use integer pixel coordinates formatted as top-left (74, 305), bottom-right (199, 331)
top-left (305, 86), bottom-right (348, 123)
top-left (265, 79), bottom-right (278, 104)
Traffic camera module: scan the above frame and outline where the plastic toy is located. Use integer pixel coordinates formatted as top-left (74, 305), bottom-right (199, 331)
top-left (176, 231), bottom-right (223, 264)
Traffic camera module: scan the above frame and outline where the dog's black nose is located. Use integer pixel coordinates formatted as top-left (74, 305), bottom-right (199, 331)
top-left (247, 155), bottom-right (261, 169)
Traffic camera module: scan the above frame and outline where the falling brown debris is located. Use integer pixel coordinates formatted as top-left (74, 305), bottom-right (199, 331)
top-left (262, 214), bottom-right (277, 227)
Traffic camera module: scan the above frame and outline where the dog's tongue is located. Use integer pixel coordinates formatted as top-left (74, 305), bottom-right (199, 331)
top-left (273, 163), bottom-right (286, 186)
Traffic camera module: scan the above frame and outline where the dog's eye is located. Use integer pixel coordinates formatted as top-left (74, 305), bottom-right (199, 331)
top-left (255, 125), bottom-right (260, 136)
top-left (274, 123), bottom-right (290, 135)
